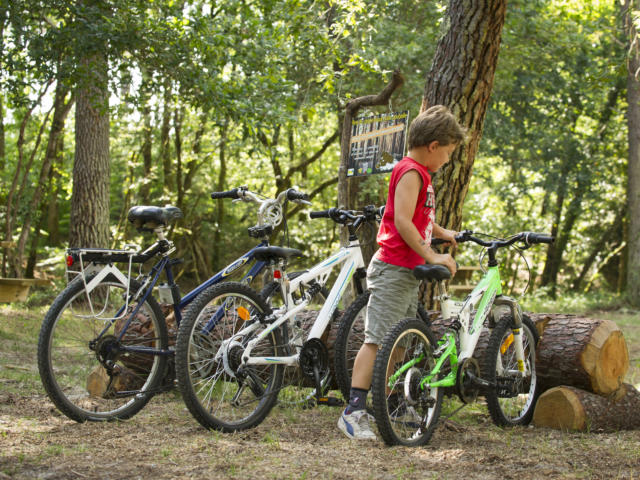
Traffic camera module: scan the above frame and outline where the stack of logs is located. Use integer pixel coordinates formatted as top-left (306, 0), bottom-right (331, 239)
top-left (430, 313), bottom-right (639, 432)
top-left (528, 313), bottom-right (639, 432)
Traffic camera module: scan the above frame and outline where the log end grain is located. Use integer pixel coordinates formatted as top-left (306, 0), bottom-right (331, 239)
top-left (581, 321), bottom-right (629, 395)
top-left (533, 386), bottom-right (586, 431)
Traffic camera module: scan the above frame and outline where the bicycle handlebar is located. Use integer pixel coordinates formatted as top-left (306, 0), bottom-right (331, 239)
top-left (210, 188), bottom-right (241, 200)
top-left (309, 206), bottom-right (381, 229)
top-left (431, 230), bottom-right (554, 249)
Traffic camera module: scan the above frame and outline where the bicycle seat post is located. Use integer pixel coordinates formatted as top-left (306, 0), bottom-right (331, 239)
top-left (154, 226), bottom-right (167, 242)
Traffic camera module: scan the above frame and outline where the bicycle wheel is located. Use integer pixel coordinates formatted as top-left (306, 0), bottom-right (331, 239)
top-left (175, 281), bottom-right (284, 431)
top-left (37, 274), bottom-right (168, 422)
top-left (371, 317), bottom-right (443, 446)
top-left (259, 279), bottom-right (334, 408)
top-left (333, 290), bottom-right (431, 401)
top-left (483, 314), bottom-right (540, 426)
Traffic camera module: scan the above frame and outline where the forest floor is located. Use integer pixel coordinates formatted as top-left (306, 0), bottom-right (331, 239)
top-left (1, 304), bottom-right (639, 480)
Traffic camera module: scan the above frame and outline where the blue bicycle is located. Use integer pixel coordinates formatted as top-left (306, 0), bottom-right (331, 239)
top-left (37, 187), bottom-right (310, 422)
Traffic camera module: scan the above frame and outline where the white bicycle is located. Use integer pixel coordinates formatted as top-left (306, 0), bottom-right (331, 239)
top-left (175, 206), bottom-right (388, 431)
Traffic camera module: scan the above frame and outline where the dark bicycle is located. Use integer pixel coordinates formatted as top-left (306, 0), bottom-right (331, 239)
top-left (37, 187), bottom-right (310, 422)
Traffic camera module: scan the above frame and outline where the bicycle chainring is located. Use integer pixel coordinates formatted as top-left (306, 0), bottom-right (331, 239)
top-left (456, 357), bottom-right (481, 404)
top-left (299, 338), bottom-right (329, 381)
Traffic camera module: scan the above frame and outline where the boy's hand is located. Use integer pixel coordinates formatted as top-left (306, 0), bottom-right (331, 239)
top-left (424, 251), bottom-right (457, 276)
top-left (436, 228), bottom-right (458, 247)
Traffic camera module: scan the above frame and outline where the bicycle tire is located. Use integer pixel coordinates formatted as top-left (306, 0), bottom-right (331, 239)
top-left (483, 314), bottom-right (540, 426)
top-left (333, 290), bottom-right (431, 401)
top-left (37, 274), bottom-right (168, 422)
top-left (371, 317), bottom-right (443, 446)
top-left (175, 281), bottom-right (284, 431)
top-left (259, 279), bottom-right (334, 408)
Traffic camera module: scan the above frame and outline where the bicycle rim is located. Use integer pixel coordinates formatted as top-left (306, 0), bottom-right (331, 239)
top-left (484, 315), bottom-right (539, 426)
top-left (38, 277), bottom-right (167, 421)
top-left (372, 318), bottom-right (442, 446)
top-left (178, 283), bottom-right (283, 431)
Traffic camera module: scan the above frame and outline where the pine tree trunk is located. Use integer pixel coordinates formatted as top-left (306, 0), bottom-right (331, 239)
top-left (69, 52), bottom-right (110, 249)
top-left (422, 0), bottom-right (507, 232)
top-left (624, 0), bottom-right (640, 306)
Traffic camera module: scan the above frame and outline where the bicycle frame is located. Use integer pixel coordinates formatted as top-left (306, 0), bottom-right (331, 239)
top-left (389, 264), bottom-right (528, 391)
top-left (78, 240), bottom-right (272, 358)
top-left (233, 238), bottom-right (366, 367)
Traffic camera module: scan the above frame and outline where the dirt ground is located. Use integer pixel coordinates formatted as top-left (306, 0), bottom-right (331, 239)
top-left (1, 305), bottom-right (639, 479)
top-left (1, 389), bottom-right (639, 479)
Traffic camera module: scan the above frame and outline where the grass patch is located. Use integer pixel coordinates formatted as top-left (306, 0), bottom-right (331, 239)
top-left (0, 306), bottom-right (46, 395)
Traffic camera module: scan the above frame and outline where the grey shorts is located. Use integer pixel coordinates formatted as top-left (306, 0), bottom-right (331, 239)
top-left (364, 257), bottom-right (421, 345)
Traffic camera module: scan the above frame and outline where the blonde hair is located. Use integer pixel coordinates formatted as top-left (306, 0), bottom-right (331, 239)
top-left (407, 105), bottom-right (466, 150)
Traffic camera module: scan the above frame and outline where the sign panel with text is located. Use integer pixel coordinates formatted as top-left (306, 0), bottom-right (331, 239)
top-left (347, 111), bottom-right (409, 177)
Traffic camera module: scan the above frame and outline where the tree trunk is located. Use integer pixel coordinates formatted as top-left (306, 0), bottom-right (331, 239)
top-left (0, 94), bottom-right (4, 173)
top-left (46, 135), bottom-right (64, 246)
top-left (422, 0), bottom-right (507, 232)
top-left (160, 84), bottom-right (173, 193)
top-left (69, 52), bottom-right (110, 249)
top-left (572, 208), bottom-right (625, 292)
top-left (533, 383), bottom-right (640, 432)
top-left (14, 82), bottom-right (73, 275)
top-left (419, 0), bottom-right (506, 306)
top-left (535, 316), bottom-right (629, 396)
top-left (139, 96), bottom-right (153, 205)
top-left (624, 0), bottom-right (640, 306)
top-left (212, 121), bottom-right (229, 272)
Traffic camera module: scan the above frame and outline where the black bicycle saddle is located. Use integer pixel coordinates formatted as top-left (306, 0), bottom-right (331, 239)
top-left (252, 246), bottom-right (303, 263)
top-left (128, 206), bottom-right (183, 231)
top-left (412, 264), bottom-right (452, 281)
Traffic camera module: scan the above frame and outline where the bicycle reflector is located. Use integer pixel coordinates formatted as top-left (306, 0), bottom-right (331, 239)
top-left (237, 306), bottom-right (251, 322)
top-left (500, 333), bottom-right (514, 354)
top-left (273, 270), bottom-right (282, 279)
top-left (66, 255), bottom-right (74, 267)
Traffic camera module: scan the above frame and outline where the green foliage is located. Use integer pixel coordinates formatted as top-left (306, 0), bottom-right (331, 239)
top-left (0, 0), bottom-right (635, 302)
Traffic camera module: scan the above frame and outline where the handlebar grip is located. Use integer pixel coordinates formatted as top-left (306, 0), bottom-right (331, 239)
top-left (525, 233), bottom-right (555, 245)
top-left (430, 238), bottom-right (447, 246)
top-left (309, 209), bottom-right (332, 219)
top-left (210, 188), bottom-right (240, 200)
top-left (286, 189), bottom-right (310, 202)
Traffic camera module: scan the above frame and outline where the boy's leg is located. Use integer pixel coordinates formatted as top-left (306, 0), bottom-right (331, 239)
top-left (338, 259), bottom-right (419, 440)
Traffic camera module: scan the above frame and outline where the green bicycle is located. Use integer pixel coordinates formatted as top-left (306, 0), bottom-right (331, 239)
top-left (371, 230), bottom-right (554, 446)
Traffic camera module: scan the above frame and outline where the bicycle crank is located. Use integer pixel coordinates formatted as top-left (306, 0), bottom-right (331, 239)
top-left (455, 357), bottom-right (482, 403)
top-left (299, 338), bottom-right (343, 407)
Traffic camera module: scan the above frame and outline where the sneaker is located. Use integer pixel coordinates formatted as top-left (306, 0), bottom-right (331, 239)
top-left (338, 408), bottom-right (377, 440)
top-left (390, 405), bottom-right (423, 429)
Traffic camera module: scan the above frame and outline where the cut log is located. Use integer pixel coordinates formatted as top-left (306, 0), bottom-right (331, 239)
top-left (533, 383), bottom-right (640, 432)
top-left (536, 317), bottom-right (629, 395)
top-left (527, 313), bottom-right (577, 337)
top-left (86, 364), bottom-right (143, 397)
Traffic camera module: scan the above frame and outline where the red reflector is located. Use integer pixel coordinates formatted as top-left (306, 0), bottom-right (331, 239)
top-left (66, 255), bottom-right (74, 267)
top-left (273, 270), bottom-right (282, 279)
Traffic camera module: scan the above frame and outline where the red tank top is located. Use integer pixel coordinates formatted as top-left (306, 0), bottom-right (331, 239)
top-left (375, 157), bottom-right (435, 269)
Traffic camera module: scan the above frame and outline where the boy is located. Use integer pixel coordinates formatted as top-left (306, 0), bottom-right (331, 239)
top-left (338, 105), bottom-right (465, 440)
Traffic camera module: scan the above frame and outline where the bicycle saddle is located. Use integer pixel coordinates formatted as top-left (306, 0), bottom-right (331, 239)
top-left (128, 206), bottom-right (183, 230)
top-left (252, 246), bottom-right (303, 262)
top-left (412, 264), bottom-right (451, 281)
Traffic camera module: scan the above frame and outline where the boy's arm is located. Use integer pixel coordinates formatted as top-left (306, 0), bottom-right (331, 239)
top-left (432, 223), bottom-right (458, 247)
top-left (394, 171), bottom-right (457, 275)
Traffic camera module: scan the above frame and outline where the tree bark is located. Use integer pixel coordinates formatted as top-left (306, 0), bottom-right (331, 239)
top-left (13, 82), bottom-right (73, 275)
top-left (533, 383), bottom-right (640, 432)
top-left (69, 52), bottom-right (110, 249)
top-left (624, 0), bottom-right (640, 306)
top-left (535, 316), bottom-right (629, 396)
top-left (422, 0), bottom-right (507, 233)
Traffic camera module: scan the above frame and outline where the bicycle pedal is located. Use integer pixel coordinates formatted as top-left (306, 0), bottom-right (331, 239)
top-left (315, 396), bottom-right (344, 407)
